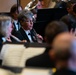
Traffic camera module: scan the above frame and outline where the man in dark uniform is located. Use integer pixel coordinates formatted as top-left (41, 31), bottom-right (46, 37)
top-left (14, 10), bottom-right (43, 43)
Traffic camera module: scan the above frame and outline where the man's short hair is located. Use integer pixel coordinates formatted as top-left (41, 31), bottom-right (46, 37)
top-left (0, 15), bottom-right (11, 37)
top-left (10, 4), bottom-right (18, 14)
top-left (45, 21), bottom-right (68, 44)
top-left (10, 4), bottom-right (22, 15)
top-left (18, 10), bottom-right (34, 24)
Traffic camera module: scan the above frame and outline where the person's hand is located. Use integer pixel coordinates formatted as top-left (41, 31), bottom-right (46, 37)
top-left (36, 34), bottom-right (43, 40)
top-left (21, 40), bottom-right (27, 43)
top-left (36, 34), bottom-right (43, 43)
top-left (7, 37), bottom-right (12, 42)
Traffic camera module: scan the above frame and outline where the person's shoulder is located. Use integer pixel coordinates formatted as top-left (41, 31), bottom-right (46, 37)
top-left (12, 30), bottom-right (20, 36)
top-left (26, 53), bottom-right (48, 63)
top-left (26, 53), bottom-right (49, 66)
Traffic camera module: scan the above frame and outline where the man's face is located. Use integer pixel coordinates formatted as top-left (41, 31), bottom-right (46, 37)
top-left (37, 1), bottom-right (44, 9)
top-left (21, 18), bottom-right (33, 30)
top-left (12, 11), bottom-right (18, 20)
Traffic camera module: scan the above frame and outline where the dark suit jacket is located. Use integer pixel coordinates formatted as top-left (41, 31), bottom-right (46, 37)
top-left (53, 68), bottom-right (76, 75)
top-left (12, 22), bottom-right (21, 35)
top-left (13, 28), bottom-right (38, 42)
top-left (26, 48), bottom-right (55, 68)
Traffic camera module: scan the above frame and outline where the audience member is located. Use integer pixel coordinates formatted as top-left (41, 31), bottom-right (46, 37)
top-left (10, 4), bottom-right (23, 34)
top-left (54, 0), bottom-right (67, 8)
top-left (14, 10), bottom-right (43, 43)
top-left (26, 21), bottom-right (71, 68)
top-left (60, 1), bottom-right (76, 31)
top-left (0, 15), bottom-right (27, 65)
top-left (36, 0), bottom-right (45, 9)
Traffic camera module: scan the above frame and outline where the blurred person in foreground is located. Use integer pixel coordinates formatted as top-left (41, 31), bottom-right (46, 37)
top-left (26, 21), bottom-right (72, 68)
top-left (53, 39), bottom-right (76, 75)
top-left (14, 10), bottom-right (43, 43)
top-left (68, 39), bottom-right (76, 72)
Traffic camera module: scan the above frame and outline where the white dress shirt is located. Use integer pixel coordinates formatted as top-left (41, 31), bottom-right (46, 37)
top-left (24, 30), bottom-right (33, 43)
top-left (2, 37), bottom-right (6, 43)
top-left (13, 20), bottom-right (19, 31)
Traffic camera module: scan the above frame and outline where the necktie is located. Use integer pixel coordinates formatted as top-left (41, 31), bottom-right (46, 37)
top-left (28, 32), bottom-right (37, 42)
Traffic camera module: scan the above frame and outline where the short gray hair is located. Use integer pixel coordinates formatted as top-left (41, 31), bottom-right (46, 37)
top-left (0, 15), bottom-right (11, 37)
top-left (18, 10), bottom-right (34, 23)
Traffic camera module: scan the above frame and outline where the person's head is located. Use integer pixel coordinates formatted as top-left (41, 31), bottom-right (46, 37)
top-left (0, 15), bottom-right (13, 38)
top-left (18, 10), bottom-right (34, 30)
top-left (53, 47), bottom-right (71, 69)
top-left (45, 21), bottom-right (69, 45)
top-left (37, 0), bottom-right (44, 9)
top-left (10, 4), bottom-right (23, 20)
top-left (45, 21), bottom-right (73, 60)
top-left (51, 32), bottom-right (73, 62)
top-left (67, 1), bottom-right (76, 14)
